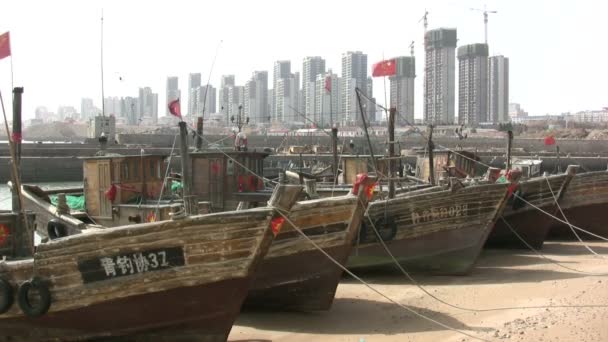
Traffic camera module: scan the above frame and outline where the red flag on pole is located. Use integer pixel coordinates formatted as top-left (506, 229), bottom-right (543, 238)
top-left (544, 135), bottom-right (555, 146)
top-left (372, 58), bottom-right (396, 77)
top-left (324, 75), bottom-right (331, 93)
top-left (168, 98), bottom-right (181, 118)
top-left (0, 32), bottom-right (11, 60)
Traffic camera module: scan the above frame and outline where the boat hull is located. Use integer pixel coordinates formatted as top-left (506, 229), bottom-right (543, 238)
top-left (244, 244), bottom-right (350, 311)
top-left (486, 172), bottom-right (573, 249)
top-left (0, 277), bottom-right (249, 341)
top-left (548, 171), bottom-right (608, 239)
top-left (349, 183), bottom-right (510, 275)
top-left (244, 191), bottom-right (369, 311)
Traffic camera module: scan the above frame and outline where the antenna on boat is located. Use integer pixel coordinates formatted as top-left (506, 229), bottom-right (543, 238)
top-left (100, 9), bottom-right (105, 117)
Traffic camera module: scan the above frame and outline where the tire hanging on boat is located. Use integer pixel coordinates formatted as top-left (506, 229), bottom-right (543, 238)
top-left (17, 277), bottom-right (51, 317)
top-left (0, 277), bottom-right (14, 314)
top-left (47, 219), bottom-right (67, 240)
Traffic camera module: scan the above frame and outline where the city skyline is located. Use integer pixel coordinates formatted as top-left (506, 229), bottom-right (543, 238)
top-left (0, 0), bottom-right (606, 121)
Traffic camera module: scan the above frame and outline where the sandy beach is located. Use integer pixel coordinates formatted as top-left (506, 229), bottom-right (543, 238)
top-left (229, 241), bottom-right (608, 342)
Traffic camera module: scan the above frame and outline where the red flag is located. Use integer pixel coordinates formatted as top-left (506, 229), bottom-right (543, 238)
top-left (372, 58), bottom-right (396, 77)
top-left (168, 98), bottom-right (181, 118)
top-left (0, 32), bottom-right (11, 60)
top-left (544, 135), bottom-right (555, 146)
top-left (324, 76), bottom-right (331, 93)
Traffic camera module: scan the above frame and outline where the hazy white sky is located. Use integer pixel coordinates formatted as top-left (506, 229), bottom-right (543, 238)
top-left (0, 0), bottom-right (606, 120)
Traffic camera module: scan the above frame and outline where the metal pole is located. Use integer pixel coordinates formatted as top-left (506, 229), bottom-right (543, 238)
top-left (427, 124), bottom-right (435, 185)
top-left (332, 126), bottom-right (339, 185)
top-left (355, 88), bottom-right (378, 175)
top-left (11, 87), bottom-right (23, 211)
top-left (195, 116), bottom-right (203, 151)
top-left (506, 130), bottom-right (513, 171)
top-left (178, 121), bottom-right (192, 215)
top-left (388, 107), bottom-right (396, 199)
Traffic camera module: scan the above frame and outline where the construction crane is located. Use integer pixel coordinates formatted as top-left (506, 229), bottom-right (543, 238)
top-left (409, 41), bottom-right (415, 57)
top-left (418, 10), bottom-right (429, 32)
top-left (470, 6), bottom-right (497, 45)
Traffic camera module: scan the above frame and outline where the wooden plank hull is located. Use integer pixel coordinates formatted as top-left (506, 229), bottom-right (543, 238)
top-left (0, 277), bottom-right (249, 341)
top-left (245, 191), bottom-right (369, 311)
top-left (0, 209), bottom-right (278, 340)
top-left (349, 183), bottom-right (511, 275)
top-left (487, 173), bottom-right (571, 249)
top-left (548, 171), bottom-right (608, 239)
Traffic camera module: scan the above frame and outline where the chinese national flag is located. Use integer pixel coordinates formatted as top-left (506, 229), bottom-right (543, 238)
top-left (168, 98), bottom-right (181, 118)
top-left (544, 135), bottom-right (556, 146)
top-left (372, 58), bottom-right (396, 77)
top-left (324, 75), bottom-right (331, 93)
top-left (0, 32), bottom-right (11, 60)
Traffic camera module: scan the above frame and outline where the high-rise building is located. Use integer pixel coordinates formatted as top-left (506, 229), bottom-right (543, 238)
top-left (227, 85), bottom-right (244, 122)
top-left (390, 56), bottom-right (416, 124)
top-left (488, 55), bottom-right (509, 123)
top-left (424, 28), bottom-right (457, 124)
top-left (273, 60), bottom-right (291, 120)
top-left (275, 76), bottom-right (297, 124)
top-left (104, 97), bottom-right (122, 117)
top-left (244, 71), bottom-right (269, 123)
top-left (314, 70), bottom-right (342, 128)
top-left (80, 98), bottom-right (95, 120)
top-left (166, 76), bottom-right (180, 116)
top-left (302, 57), bottom-right (326, 123)
top-left (188, 73), bottom-right (202, 116)
top-left (219, 75), bottom-right (235, 124)
top-left (194, 85), bottom-right (216, 116)
top-left (457, 43), bottom-right (489, 126)
top-left (57, 105), bottom-right (77, 120)
top-left (341, 51), bottom-right (368, 125)
top-left (121, 97), bottom-right (139, 125)
top-left (139, 87), bottom-right (159, 123)
top-left (35, 106), bottom-right (48, 120)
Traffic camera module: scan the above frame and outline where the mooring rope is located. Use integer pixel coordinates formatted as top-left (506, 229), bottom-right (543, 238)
top-left (357, 197), bottom-right (608, 313)
top-left (544, 176), bottom-right (606, 258)
top-left (273, 207), bottom-right (490, 342)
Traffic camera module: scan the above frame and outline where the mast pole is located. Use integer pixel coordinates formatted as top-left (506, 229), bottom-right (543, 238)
top-left (100, 9), bottom-right (105, 117)
top-left (388, 107), bottom-right (396, 199)
top-left (427, 124), bottom-right (435, 185)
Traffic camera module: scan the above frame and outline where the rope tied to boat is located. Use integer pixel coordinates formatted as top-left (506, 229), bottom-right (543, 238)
top-left (544, 176), bottom-right (607, 258)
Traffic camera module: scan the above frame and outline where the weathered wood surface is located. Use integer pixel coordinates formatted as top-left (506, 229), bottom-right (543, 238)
top-left (559, 171), bottom-right (608, 209)
top-left (349, 182), bottom-right (511, 274)
top-left (502, 173), bottom-right (569, 217)
top-left (0, 207), bottom-right (276, 318)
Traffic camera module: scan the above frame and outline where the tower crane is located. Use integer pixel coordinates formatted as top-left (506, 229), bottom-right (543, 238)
top-left (418, 10), bottom-right (429, 32)
top-left (409, 41), bottom-right (415, 57)
top-left (470, 6), bottom-right (497, 45)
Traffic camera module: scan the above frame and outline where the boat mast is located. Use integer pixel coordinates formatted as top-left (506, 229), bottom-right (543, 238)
top-left (388, 107), bottom-right (396, 199)
top-left (100, 9), bottom-right (105, 117)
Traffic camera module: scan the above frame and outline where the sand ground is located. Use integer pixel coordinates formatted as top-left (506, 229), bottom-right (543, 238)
top-left (229, 241), bottom-right (608, 342)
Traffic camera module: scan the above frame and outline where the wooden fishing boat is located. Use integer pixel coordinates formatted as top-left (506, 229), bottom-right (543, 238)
top-left (0, 185), bottom-right (301, 341)
top-left (348, 179), bottom-right (517, 275)
top-left (485, 165), bottom-right (577, 249)
top-left (243, 175), bottom-right (376, 311)
top-left (548, 170), bottom-right (608, 239)
top-left (189, 150), bottom-right (377, 311)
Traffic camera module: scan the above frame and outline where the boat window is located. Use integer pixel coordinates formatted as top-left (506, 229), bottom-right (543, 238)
top-left (157, 160), bottom-right (162, 178)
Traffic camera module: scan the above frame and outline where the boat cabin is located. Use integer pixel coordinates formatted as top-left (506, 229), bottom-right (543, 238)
top-left (511, 159), bottom-right (542, 179)
top-left (415, 149), bottom-right (479, 182)
top-left (190, 151), bottom-right (268, 211)
top-left (81, 154), bottom-right (180, 226)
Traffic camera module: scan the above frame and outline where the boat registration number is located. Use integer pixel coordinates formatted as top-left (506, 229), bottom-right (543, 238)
top-left (78, 246), bottom-right (185, 283)
top-left (411, 204), bottom-right (468, 224)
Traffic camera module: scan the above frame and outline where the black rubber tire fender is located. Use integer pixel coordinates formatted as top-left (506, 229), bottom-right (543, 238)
top-left (47, 220), bottom-right (67, 240)
top-left (17, 277), bottom-right (51, 317)
top-left (0, 277), bottom-right (14, 314)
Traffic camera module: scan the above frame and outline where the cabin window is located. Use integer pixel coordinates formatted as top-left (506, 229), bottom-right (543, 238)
top-left (157, 160), bottom-right (162, 178)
